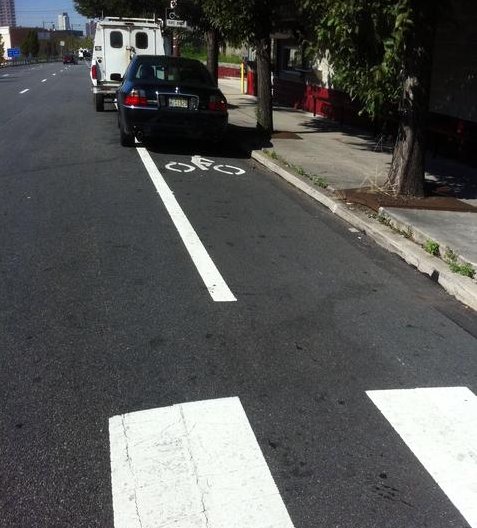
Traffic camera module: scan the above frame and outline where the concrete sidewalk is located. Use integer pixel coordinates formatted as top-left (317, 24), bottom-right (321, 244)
top-left (219, 77), bottom-right (477, 309)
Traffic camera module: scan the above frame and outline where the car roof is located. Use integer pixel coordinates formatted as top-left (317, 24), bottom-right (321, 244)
top-left (132, 55), bottom-right (205, 67)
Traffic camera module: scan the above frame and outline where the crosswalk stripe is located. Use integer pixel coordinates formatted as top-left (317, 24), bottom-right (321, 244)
top-left (109, 397), bottom-right (295, 528)
top-left (367, 386), bottom-right (477, 527)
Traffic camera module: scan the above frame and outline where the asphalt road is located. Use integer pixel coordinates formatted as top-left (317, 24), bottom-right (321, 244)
top-left (1, 62), bottom-right (476, 528)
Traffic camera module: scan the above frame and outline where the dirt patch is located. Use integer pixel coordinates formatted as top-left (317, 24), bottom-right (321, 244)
top-left (337, 187), bottom-right (477, 213)
top-left (271, 131), bottom-right (302, 140)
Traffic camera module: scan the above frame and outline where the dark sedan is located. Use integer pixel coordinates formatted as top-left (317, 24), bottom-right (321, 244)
top-left (63, 54), bottom-right (77, 65)
top-left (116, 55), bottom-right (228, 147)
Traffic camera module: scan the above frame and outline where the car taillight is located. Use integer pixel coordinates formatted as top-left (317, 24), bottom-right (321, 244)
top-left (91, 64), bottom-right (97, 80)
top-left (124, 89), bottom-right (148, 107)
top-left (208, 95), bottom-right (227, 112)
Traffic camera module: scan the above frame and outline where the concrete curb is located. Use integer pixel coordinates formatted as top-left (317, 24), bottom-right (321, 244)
top-left (378, 207), bottom-right (477, 271)
top-left (251, 149), bottom-right (477, 312)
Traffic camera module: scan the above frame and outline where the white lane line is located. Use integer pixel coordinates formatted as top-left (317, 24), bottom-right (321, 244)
top-left (19, 89), bottom-right (29, 94)
top-left (41, 79), bottom-right (47, 83)
top-left (109, 397), bottom-right (295, 528)
top-left (136, 145), bottom-right (237, 302)
top-left (367, 387), bottom-right (477, 527)
top-left (52, 73), bottom-right (56, 76)
top-left (2, 73), bottom-right (9, 77)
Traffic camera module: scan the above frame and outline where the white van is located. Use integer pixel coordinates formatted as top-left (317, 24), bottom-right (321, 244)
top-left (90, 17), bottom-right (170, 111)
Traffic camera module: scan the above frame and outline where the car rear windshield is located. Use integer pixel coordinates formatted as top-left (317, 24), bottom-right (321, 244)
top-left (132, 60), bottom-right (214, 86)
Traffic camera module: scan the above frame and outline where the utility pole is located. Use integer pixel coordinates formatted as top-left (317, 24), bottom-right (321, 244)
top-left (170, 0), bottom-right (179, 57)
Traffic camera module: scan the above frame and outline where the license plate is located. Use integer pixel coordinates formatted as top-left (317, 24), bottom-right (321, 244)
top-left (168, 97), bottom-right (188, 108)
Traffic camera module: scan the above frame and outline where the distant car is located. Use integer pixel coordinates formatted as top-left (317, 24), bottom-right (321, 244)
top-left (116, 55), bottom-right (228, 147)
top-left (63, 54), bottom-right (77, 65)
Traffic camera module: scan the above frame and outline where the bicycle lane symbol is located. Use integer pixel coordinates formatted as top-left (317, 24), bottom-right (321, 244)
top-left (164, 156), bottom-right (246, 176)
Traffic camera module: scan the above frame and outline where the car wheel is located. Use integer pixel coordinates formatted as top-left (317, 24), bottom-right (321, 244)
top-left (94, 94), bottom-right (104, 112)
top-left (119, 119), bottom-right (135, 147)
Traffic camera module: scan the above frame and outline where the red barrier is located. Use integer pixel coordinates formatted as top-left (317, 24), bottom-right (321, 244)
top-left (218, 65), bottom-right (241, 78)
top-left (246, 70), bottom-right (256, 96)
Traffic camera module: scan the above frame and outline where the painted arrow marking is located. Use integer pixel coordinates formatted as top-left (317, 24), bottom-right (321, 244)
top-left (367, 386), bottom-right (477, 527)
top-left (109, 397), bottom-right (295, 528)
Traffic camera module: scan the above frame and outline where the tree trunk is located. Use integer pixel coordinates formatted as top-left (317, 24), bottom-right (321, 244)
top-left (386, 0), bottom-right (437, 197)
top-left (206, 29), bottom-right (219, 84)
top-left (255, 37), bottom-right (273, 136)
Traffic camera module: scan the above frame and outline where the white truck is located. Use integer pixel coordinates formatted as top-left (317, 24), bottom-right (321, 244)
top-left (90, 17), bottom-right (170, 111)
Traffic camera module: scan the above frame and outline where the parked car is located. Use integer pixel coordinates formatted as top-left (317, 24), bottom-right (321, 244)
top-left (116, 55), bottom-right (228, 147)
top-left (63, 54), bottom-right (77, 65)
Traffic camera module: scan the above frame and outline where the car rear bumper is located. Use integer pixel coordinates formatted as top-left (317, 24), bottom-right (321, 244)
top-left (122, 108), bottom-right (228, 140)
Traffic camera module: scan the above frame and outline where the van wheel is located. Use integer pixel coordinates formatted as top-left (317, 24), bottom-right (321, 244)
top-left (119, 120), bottom-right (135, 147)
top-left (94, 94), bottom-right (104, 112)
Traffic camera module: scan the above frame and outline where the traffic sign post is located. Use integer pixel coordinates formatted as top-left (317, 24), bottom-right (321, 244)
top-left (165, 8), bottom-right (187, 28)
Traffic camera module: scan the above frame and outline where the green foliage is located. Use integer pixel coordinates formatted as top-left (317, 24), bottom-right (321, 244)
top-left (0, 35), bottom-right (4, 64)
top-left (264, 150), bottom-right (328, 188)
top-left (181, 44), bottom-right (242, 64)
top-left (74, 0), bottom-right (168, 18)
top-left (423, 239), bottom-right (440, 256)
top-left (444, 248), bottom-right (476, 278)
top-left (202, 0), bottom-right (296, 44)
top-left (21, 30), bottom-right (40, 58)
top-left (302, 0), bottom-right (414, 118)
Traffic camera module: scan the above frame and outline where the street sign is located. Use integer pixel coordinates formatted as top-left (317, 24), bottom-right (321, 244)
top-left (7, 48), bottom-right (21, 58)
top-left (165, 8), bottom-right (187, 27)
top-left (166, 19), bottom-right (188, 27)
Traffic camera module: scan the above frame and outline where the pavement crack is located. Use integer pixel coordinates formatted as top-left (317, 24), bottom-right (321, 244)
top-left (121, 414), bottom-right (144, 528)
top-left (179, 406), bottom-right (210, 528)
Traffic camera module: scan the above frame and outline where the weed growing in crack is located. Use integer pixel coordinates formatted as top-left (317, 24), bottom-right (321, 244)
top-left (263, 151), bottom-right (328, 188)
top-left (423, 239), bottom-right (440, 256)
top-left (444, 248), bottom-right (475, 278)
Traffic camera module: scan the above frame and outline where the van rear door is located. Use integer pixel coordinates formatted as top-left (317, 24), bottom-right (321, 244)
top-left (103, 27), bottom-right (131, 81)
top-left (130, 27), bottom-right (162, 55)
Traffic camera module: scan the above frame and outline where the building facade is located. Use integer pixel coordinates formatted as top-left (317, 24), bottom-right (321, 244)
top-left (0, 0), bottom-right (16, 27)
top-left (57, 12), bottom-right (71, 31)
top-left (270, 0), bottom-right (477, 161)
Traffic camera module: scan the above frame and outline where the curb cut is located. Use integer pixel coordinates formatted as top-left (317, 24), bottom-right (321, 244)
top-left (250, 149), bottom-right (477, 312)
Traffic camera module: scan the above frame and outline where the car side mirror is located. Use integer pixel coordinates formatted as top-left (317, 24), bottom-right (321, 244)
top-left (111, 73), bottom-right (122, 82)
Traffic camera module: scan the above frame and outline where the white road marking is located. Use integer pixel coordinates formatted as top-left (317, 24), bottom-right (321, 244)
top-left (165, 161), bottom-right (195, 173)
top-left (19, 89), bottom-right (29, 94)
top-left (367, 387), bottom-right (477, 527)
top-left (41, 79), bottom-right (47, 83)
top-left (2, 73), bottom-right (9, 77)
top-left (109, 397), bottom-right (295, 528)
top-left (214, 164), bottom-right (245, 175)
top-left (136, 145), bottom-right (237, 302)
top-left (52, 73), bottom-right (56, 76)
top-left (191, 155), bottom-right (215, 170)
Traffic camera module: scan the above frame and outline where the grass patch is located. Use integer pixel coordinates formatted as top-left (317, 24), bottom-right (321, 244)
top-left (423, 239), bottom-right (440, 256)
top-left (377, 214), bottom-right (413, 239)
top-left (444, 248), bottom-right (476, 278)
top-left (181, 46), bottom-right (242, 64)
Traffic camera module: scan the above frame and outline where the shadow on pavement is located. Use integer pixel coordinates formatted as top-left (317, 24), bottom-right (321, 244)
top-left (296, 116), bottom-right (477, 200)
top-left (426, 157), bottom-right (477, 200)
top-left (144, 123), bottom-right (272, 159)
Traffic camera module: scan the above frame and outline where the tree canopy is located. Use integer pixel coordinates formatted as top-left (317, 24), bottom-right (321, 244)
top-left (0, 35), bottom-right (5, 64)
top-left (73, 0), bottom-right (167, 18)
top-left (303, 0), bottom-right (411, 119)
top-left (21, 30), bottom-right (40, 58)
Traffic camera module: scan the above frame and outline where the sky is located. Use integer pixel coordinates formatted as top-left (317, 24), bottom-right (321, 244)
top-left (15, 0), bottom-right (88, 29)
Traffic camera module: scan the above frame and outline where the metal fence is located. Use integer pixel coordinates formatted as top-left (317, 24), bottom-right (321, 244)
top-left (0, 57), bottom-right (62, 68)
